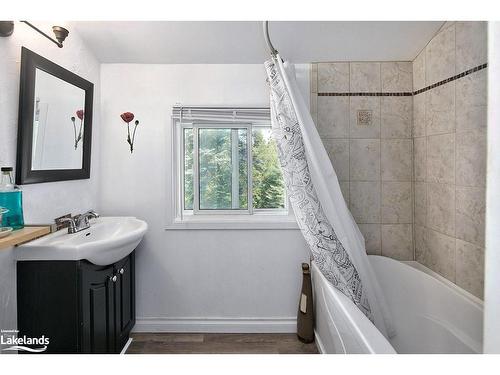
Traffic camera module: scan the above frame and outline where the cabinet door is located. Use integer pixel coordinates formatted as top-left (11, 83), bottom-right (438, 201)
top-left (17, 261), bottom-right (80, 353)
top-left (80, 263), bottom-right (116, 353)
top-left (114, 253), bottom-right (135, 352)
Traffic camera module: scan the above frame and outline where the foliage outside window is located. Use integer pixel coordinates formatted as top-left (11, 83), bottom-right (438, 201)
top-left (182, 124), bottom-right (286, 214)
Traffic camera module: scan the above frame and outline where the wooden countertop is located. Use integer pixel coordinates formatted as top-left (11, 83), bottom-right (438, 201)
top-left (0, 226), bottom-right (51, 250)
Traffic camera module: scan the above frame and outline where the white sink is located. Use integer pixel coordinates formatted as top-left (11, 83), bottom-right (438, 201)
top-left (16, 217), bottom-right (148, 265)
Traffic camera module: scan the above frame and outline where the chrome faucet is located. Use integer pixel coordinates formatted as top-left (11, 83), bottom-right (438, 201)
top-left (59, 210), bottom-right (100, 234)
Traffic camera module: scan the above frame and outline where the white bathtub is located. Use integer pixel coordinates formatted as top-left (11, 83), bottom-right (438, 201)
top-left (312, 255), bottom-right (483, 354)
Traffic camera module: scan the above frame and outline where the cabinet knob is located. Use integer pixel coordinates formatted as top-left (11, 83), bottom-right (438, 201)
top-left (119, 268), bottom-right (124, 275)
top-left (110, 275), bottom-right (117, 282)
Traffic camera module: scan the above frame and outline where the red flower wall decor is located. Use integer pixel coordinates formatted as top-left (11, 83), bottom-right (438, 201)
top-left (121, 112), bottom-right (134, 123)
top-left (70, 109), bottom-right (84, 150)
top-left (120, 112), bottom-right (140, 153)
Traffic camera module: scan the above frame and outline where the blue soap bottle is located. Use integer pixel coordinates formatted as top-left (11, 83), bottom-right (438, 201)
top-left (0, 167), bottom-right (25, 230)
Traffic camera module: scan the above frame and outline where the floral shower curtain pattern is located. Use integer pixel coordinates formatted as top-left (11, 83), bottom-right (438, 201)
top-left (264, 57), bottom-right (394, 338)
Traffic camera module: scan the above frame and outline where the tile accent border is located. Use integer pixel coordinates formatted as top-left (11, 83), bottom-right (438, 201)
top-left (413, 63), bottom-right (488, 95)
top-left (317, 63), bottom-right (487, 97)
top-left (318, 92), bottom-right (412, 97)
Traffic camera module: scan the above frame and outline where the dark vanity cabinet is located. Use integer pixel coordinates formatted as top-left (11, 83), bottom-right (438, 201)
top-left (17, 252), bottom-right (135, 354)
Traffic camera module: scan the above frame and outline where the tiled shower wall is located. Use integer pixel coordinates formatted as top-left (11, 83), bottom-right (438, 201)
top-left (412, 21), bottom-right (487, 298)
top-left (310, 21), bottom-right (487, 299)
top-left (310, 61), bottom-right (414, 261)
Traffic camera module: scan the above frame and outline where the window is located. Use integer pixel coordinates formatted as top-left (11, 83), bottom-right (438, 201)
top-left (183, 124), bottom-right (286, 213)
top-left (169, 107), bottom-right (296, 229)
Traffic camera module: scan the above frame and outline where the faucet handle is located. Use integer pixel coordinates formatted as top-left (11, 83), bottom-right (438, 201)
top-left (84, 210), bottom-right (100, 219)
top-left (54, 213), bottom-right (72, 231)
top-left (59, 217), bottom-right (77, 233)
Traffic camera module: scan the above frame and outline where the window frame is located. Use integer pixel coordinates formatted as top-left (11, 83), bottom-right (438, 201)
top-left (168, 106), bottom-right (297, 230)
top-left (185, 122), bottom-right (253, 215)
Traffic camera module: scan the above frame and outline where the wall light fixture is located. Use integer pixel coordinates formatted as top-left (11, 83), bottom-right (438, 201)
top-left (0, 21), bottom-right (69, 48)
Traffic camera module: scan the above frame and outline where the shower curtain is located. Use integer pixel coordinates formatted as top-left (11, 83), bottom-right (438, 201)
top-left (265, 57), bottom-right (394, 338)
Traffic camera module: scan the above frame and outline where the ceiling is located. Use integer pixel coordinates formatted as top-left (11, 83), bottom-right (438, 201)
top-left (72, 21), bottom-right (444, 64)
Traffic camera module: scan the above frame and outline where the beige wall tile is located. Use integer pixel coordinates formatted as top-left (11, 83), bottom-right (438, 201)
top-left (456, 130), bottom-right (487, 187)
top-left (382, 182), bottom-right (412, 224)
top-left (313, 57), bottom-right (487, 282)
top-left (381, 97), bottom-right (412, 138)
top-left (426, 26), bottom-right (456, 85)
top-left (310, 92), bottom-right (318, 125)
top-left (456, 21), bottom-right (488, 73)
top-left (381, 139), bottom-right (412, 181)
top-left (414, 137), bottom-right (426, 182)
top-left (411, 22), bottom-right (487, 290)
top-left (456, 69), bottom-right (487, 133)
top-left (439, 21), bottom-right (456, 32)
top-left (456, 239), bottom-right (484, 299)
top-left (381, 62), bottom-right (412, 92)
top-left (358, 224), bottom-right (381, 255)
top-left (317, 96), bottom-right (349, 138)
top-left (350, 181), bottom-right (381, 223)
top-left (456, 186), bottom-right (486, 247)
top-left (310, 63), bottom-right (318, 93)
top-left (413, 50), bottom-right (426, 91)
top-left (420, 228), bottom-right (456, 281)
top-left (427, 133), bottom-right (455, 184)
top-left (349, 139), bottom-right (380, 181)
top-left (381, 224), bottom-right (413, 260)
top-left (414, 224), bottom-right (426, 259)
top-left (426, 82), bottom-right (455, 135)
top-left (413, 93), bottom-right (426, 137)
top-left (349, 97), bottom-right (381, 138)
top-left (339, 181), bottom-right (350, 206)
top-left (350, 62), bottom-right (381, 92)
top-left (414, 182), bottom-right (426, 226)
top-left (323, 139), bottom-right (350, 181)
top-left (318, 62), bottom-right (350, 92)
top-left (427, 182), bottom-right (455, 237)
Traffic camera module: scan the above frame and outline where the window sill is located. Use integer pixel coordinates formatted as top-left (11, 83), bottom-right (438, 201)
top-left (165, 214), bottom-right (299, 230)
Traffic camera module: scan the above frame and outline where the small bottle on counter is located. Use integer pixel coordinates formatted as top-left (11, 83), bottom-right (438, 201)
top-left (0, 167), bottom-right (25, 230)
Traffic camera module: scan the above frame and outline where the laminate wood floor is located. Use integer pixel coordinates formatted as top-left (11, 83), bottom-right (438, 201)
top-left (126, 333), bottom-right (319, 354)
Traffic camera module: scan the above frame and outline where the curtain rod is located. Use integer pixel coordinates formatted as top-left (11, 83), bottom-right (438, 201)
top-left (263, 21), bottom-right (279, 58)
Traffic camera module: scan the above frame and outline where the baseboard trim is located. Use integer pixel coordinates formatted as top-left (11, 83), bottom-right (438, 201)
top-left (133, 317), bottom-right (297, 333)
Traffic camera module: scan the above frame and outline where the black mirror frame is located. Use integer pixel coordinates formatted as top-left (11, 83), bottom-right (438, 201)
top-left (16, 47), bottom-right (94, 185)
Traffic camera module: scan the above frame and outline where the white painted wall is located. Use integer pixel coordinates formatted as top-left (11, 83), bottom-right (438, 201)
top-left (484, 21), bottom-right (500, 353)
top-left (0, 22), bottom-right (101, 223)
top-left (0, 22), bottom-right (100, 335)
top-left (100, 64), bottom-right (310, 332)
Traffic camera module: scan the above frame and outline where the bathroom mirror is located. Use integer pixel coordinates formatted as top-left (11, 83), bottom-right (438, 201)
top-left (16, 47), bottom-right (93, 184)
